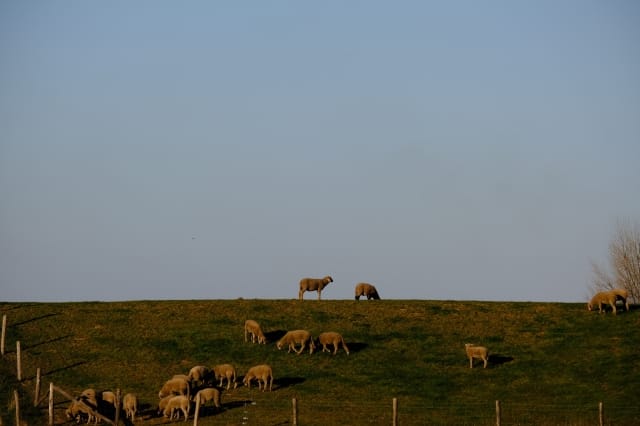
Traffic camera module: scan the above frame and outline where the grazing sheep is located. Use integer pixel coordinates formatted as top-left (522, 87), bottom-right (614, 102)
top-left (213, 363), bottom-right (238, 390)
top-left (244, 319), bottom-right (267, 344)
top-left (612, 288), bottom-right (630, 312)
top-left (66, 399), bottom-right (95, 424)
top-left (159, 377), bottom-right (190, 400)
top-left (163, 395), bottom-right (190, 421)
top-left (243, 364), bottom-right (274, 392)
top-left (172, 374), bottom-right (190, 382)
top-left (188, 365), bottom-right (210, 387)
top-left (194, 387), bottom-right (221, 412)
top-left (465, 343), bottom-right (489, 368)
top-left (588, 290), bottom-right (620, 314)
top-left (299, 275), bottom-right (333, 300)
top-left (122, 393), bottom-right (138, 422)
top-left (317, 331), bottom-right (350, 355)
top-left (277, 329), bottom-right (316, 355)
top-left (354, 282), bottom-right (380, 300)
top-left (158, 395), bottom-right (174, 416)
top-left (100, 390), bottom-right (116, 406)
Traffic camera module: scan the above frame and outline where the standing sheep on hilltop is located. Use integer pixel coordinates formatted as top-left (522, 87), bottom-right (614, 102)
top-left (354, 283), bottom-right (380, 300)
top-left (299, 276), bottom-right (333, 300)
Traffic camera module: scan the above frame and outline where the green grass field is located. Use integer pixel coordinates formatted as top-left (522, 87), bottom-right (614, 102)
top-left (1, 299), bottom-right (639, 425)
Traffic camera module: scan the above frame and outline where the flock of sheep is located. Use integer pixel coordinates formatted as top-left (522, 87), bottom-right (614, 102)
top-left (63, 277), bottom-right (631, 423)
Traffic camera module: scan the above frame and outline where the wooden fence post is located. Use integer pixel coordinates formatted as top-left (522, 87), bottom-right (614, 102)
top-left (49, 382), bottom-right (54, 426)
top-left (496, 400), bottom-right (501, 426)
top-left (1, 314), bottom-right (6, 355)
top-left (193, 395), bottom-right (201, 426)
top-left (292, 398), bottom-right (298, 425)
top-left (16, 341), bottom-right (22, 381)
top-left (392, 397), bottom-right (398, 426)
top-left (114, 388), bottom-right (121, 425)
top-left (14, 390), bottom-right (20, 426)
top-left (34, 368), bottom-right (41, 407)
top-left (599, 401), bottom-right (604, 426)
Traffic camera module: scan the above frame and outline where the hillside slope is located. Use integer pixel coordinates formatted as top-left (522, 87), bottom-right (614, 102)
top-left (1, 300), bottom-right (639, 425)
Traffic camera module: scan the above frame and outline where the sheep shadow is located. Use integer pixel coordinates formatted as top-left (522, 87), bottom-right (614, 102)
top-left (265, 329), bottom-right (287, 343)
top-left (273, 376), bottom-right (305, 390)
top-left (345, 342), bottom-right (368, 354)
top-left (489, 354), bottom-right (514, 367)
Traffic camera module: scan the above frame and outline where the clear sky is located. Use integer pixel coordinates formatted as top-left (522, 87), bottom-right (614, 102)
top-left (1, 1), bottom-right (639, 303)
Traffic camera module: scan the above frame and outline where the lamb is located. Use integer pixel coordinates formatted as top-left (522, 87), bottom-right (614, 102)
top-left (588, 290), bottom-right (620, 314)
top-left (158, 395), bottom-right (174, 416)
top-left (159, 377), bottom-right (190, 400)
top-left (122, 393), bottom-right (138, 422)
top-left (65, 399), bottom-right (96, 424)
top-left (244, 319), bottom-right (267, 344)
top-left (163, 395), bottom-right (190, 421)
top-left (188, 365), bottom-right (210, 387)
top-left (612, 288), bottom-right (630, 312)
top-left (354, 282), bottom-right (380, 300)
top-left (277, 329), bottom-right (316, 355)
top-left (465, 343), bottom-right (489, 368)
top-left (243, 364), bottom-right (274, 392)
top-left (317, 331), bottom-right (350, 355)
top-left (194, 387), bottom-right (221, 412)
top-left (299, 275), bottom-right (333, 300)
top-left (212, 363), bottom-right (238, 390)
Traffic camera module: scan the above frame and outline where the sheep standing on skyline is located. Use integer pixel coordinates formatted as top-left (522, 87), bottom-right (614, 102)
top-left (354, 282), bottom-right (380, 300)
top-left (299, 275), bottom-right (333, 300)
top-left (588, 290), bottom-right (626, 314)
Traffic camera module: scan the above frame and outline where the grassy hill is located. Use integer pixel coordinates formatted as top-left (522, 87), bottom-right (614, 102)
top-left (1, 299), bottom-right (639, 425)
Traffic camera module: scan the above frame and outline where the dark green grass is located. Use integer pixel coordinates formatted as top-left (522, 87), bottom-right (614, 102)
top-left (1, 300), bottom-right (639, 425)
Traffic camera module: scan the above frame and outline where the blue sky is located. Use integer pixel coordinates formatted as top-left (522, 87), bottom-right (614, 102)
top-left (1, 1), bottom-right (639, 302)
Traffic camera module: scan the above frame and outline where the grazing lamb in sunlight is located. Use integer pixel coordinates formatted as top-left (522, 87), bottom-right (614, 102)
top-left (465, 343), bottom-right (489, 368)
top-left (354, 282), bottom-right (381, 300)
top-left (277, 329), bottom-right (316, 355)
top-left (159, 377), bottom-right (190, 400)
top-left (243, 364), bottom-right (274, 392)
top-left (317, 331), bottom-right (350, 355)
top-left (163, 395), bottom-right (190, 421)
top-left (299, 276), bottom-right (333, 300)
top-left (244, 319), bottom-right (267, 344)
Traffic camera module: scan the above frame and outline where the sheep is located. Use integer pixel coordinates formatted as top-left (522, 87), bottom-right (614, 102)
top-left (244, 319), bottom-right (267, 344)
top-left (122, 393), bottom-right (138, 422)
top-left (172, 374), bottom-right (190, 382)
top-left (299, 275), bottom-right (333, 300)
top-left (317, 331), bottom-right (350, 355)
top-left (163, 395), bottom-right (190, 421)
top-left (588, 290), bottom-right (620, 314)
top-left (277, 329), bottom-right (316, 355)
top-left (100, 390), bottom-right (116, 406)
top-left (465, 343), bottom-right (489, 368)
top-left (194, 387), bottom-right (221, 412)
top-left (243, 364), bottom-right (274, 392)
top-left (188, 365), bottom-right (211, 387)
top-left (158, 395), bottom-right (174, 417)
top-left (212, 363), bottom-right (238, 390)
top-left (159, 377), bottom-right (190, 400)
top-left (354, 282), bottom-right (380, 300)
top-left (65, 399), bottom-right (96, 424)
top-left (612, 288), bottom-right (630, 312)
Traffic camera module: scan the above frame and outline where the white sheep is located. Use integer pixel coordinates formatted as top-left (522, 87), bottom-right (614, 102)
top-left (122, 393), bottom-right (138, 422)
top-left (65, 399), bottom-right (96, 424)
top-left (243, 364), bottom-right (274, 392)
top-left (277, 329), bottom-right (316, 355)
top-left (100, 390), bottom-right (116, 406)
top-left (299, 276), bottom-right (333, 300)
top-left (244, 319), bottom-right (267, 344)
top-left (354, 282), bottom-right (381, 300)
top-left (163, 395), bottom-right (190, 421)
top-left (157, 395), bottom-right (174, 417)
top-left (188, 365), bottom-right (210, 387)
top-left (212, 363), bottom-right (238, 390)
top-left (159, 377), bottom-right (190, 400)
top-left (465, 343), bottom-right (489, 368)
top-left (317, 331), bottom-right (350, 355)
top-left (194, 387), bottom-right (221, 412)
